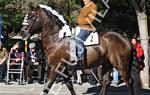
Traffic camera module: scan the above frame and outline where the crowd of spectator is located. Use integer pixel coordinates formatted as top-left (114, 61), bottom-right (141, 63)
top-left (0, 41), bottom-right (45, 84)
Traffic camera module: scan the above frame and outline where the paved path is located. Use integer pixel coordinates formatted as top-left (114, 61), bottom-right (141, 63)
top-left (0, 82), bottom-right (150, 95)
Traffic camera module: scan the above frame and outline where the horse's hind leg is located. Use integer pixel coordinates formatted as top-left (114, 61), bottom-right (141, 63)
top-left (97, 64), bottom-right (112, 95)
top-left (43, 68), bottom-right (57, 95)
top-left (99, 69), bottom-right (112, 95)
top-left (97, 66), bottom-right (103, 83)
top-left (118, 66), bottom-right (134, 95)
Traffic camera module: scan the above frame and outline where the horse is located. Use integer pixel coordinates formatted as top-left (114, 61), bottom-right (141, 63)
top-left (20, 5), bottom-right (141, 95)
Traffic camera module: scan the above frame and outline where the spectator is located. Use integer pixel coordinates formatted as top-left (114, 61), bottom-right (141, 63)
top-left (112, 68), bottom-right (120, 85)
top-left (26, 42), bottom-right (44, 84)
top-left (10, 42), bottom-right (24, 81)
top-left (76, 70), bottom-right (82, 85)
top-left (0, 43), bottom-right (8, 82)
top-left (131, 38), bottom-right (145, 70)
top-left (10, 42), bottom-right (24, 62)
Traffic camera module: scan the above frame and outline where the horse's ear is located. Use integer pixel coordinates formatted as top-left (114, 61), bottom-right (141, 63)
top-left (37, 5), bottom-right (41, 9)
top-left (29, 5), bottom-right (34, 10)
top-left (28, 2), bottom-right (38, 12)
top-left (29, 5), bottom-right (37, 12)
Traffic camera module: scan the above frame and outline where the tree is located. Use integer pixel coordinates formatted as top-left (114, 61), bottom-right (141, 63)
top-left (0, 0), bottom-right (27, 37)
top-left (130, 0), bottom-right (149, 88)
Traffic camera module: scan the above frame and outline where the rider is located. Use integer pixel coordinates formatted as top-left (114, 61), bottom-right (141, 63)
top-left (76, 0), bottom-right (97, 66)
top-left (0, 43), bottom-right (8, 82)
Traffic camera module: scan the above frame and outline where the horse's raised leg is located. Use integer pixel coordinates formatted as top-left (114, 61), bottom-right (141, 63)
top-left (43, 68), bottom-right (57, 95)
top-left (97, 66), bottom-right (103, 83)
top-left (99, 69), bottom-right (112, 95)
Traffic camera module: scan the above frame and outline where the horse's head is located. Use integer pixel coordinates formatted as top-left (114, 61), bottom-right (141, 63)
top-left (20, 6), bottom-right (44, 40)
top-left (20, 5), bottom-right (65, 40)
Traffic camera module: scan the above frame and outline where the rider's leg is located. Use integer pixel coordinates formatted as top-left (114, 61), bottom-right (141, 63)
top-left (76, 29), bottom-right (91, 59)
top-left (75, 29), bottom-right (91, 69)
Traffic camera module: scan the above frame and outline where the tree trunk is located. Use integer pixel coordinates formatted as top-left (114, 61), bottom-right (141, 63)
top-left (136, 12), bottom-right (149, 89)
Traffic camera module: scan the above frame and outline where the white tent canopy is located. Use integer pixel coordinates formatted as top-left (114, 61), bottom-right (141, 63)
top-left (11, 35), bottom-right (23, 39)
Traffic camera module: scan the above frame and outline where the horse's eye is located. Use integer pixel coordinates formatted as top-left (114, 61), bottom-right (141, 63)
top-left (31, 11), bottom-right (35, 14)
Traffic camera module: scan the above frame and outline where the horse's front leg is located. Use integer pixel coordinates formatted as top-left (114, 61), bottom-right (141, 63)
top-left (63, 69), bottom-right (76, 95)
top-left (64, 77), bottom-right (76, 95)
top-left (43, 68), bottom-right (57, 95)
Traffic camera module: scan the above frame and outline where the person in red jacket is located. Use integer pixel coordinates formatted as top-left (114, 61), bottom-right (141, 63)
top-left (131, 38), bottom-right (145, 70)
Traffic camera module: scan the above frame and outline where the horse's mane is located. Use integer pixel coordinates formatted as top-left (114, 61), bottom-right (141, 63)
top-left (39, 4), bottom-right (66, 28)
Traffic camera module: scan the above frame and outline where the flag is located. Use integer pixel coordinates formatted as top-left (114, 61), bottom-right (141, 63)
top-left (0, 16), bottom-right (2, 43)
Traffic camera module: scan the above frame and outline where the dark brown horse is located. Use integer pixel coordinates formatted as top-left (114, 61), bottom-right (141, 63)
top-left (20, 5), bottom-right (141, 95)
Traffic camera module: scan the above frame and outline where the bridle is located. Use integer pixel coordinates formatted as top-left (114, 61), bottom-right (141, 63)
top-left (21, 11), bottom-right (39, 39)
top-left (21, 8), bottom-right (61, 44)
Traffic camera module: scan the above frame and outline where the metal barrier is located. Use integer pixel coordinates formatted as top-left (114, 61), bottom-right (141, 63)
top-left (5, 52), bottom-right (24, 85)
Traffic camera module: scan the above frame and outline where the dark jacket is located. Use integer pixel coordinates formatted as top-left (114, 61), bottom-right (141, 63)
top-left (26, 50), bottom-right (43, 65)
top-left (10, 50), bottom-right (24, 64)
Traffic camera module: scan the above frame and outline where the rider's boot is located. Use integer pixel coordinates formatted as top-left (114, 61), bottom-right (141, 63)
top-left (76, 58), bottom-right (85, 70)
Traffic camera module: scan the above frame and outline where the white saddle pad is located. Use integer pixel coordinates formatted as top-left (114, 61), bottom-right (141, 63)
top-left (58, 24), bottom-right (72, 38)
top-left (74, 27), bottom-right (99, 46)
top-left (58, 26), bottom-right (99, 46)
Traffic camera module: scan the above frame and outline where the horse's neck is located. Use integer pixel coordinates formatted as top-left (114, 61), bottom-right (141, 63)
top-left (42, 30), bottom-right (59, 45)
top-left (40, 11), bottom-right (67, 54)
top-left (40, 15), bottom-right (60, 44)
top-left (43, 31), bottom-right (69, 57)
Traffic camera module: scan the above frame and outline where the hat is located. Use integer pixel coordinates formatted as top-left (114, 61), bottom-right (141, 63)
top-left (29, 42), bottom-right (36, 49)
top-left (13, 42), bottom-right (20, 49)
